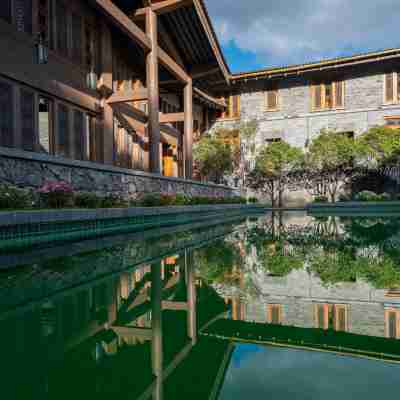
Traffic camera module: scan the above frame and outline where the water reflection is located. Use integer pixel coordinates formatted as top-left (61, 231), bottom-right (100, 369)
top-left (1, 211), bottom-right (400, 399)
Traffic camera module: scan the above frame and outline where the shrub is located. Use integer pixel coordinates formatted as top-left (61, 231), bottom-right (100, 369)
top-left (0, 184), bottom-right (33, 210)
top-left (101, 194), bottom-right (128, 208)
top-left (379, 192), bottom-right (392, 202)
top-left (75, 193), bottom-right (103, 208)
top-left (338, 193), bottom-right (351, 202)
top-left (38, 181), bottom-right (74, 209)
top-left (355, 190), bottom-right (380, 202)
top-left (248, 197), bottom-right (259, 203)
top-left (313, 195), bottom-right (328, 203)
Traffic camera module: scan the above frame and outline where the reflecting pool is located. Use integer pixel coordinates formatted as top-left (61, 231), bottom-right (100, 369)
top-left (1, 211), bottom-right (400, 399)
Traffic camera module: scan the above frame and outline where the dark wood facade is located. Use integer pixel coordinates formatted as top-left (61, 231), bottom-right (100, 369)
top-left (0, 0), bottom-right (228, 179)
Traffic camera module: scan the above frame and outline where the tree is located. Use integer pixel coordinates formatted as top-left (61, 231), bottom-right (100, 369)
top-left (193, 134), bottom-right (234, 183)
top-left (303, 130), bottom-right (360, 202)
top-left (357, 126), bottom-right (400, 166)
top-left (238, 120), bottom-right (258, 193)
top-left (247, 141), bottom-right (303, 207)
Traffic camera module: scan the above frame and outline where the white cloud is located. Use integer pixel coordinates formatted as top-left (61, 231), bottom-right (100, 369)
top-left (205, 0), bottom-right (400, 70)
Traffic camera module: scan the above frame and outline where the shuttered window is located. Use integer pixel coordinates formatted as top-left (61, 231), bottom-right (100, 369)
top-left (71, 13), bottom-right (82, 64)
top-left (0, 1), bottom-right (12, 23)
top-left (314, 84), bottom-right (322, 109)
top-left (220, 95), bottom-right (240, 119)
top-left (73, 110), bottom-right (84, 160)
top-left (313, 81), bottom-right (344, 110)
top-left (20, 89), bottom-right (35, 151)
top-left (0, 81), bottom-right (13, 147)
top-left (266, 84), bottom-right (279, 110)
top-left (267, 304), bottom-right (282, 325)
top-left (14, 0), bottom-right (32, 33)
top-left (56, 1), bottom-right (68, 56)
top-left (385, 72), bottom-right (400, 104)
top-left (385, 309), bottom-right (399, 339)
top-left (57, 103), bottom-right (69, 157)
top-left (315, 304), bottom-right (348, 331)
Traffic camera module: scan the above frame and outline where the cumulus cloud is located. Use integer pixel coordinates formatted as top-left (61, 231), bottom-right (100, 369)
top-left (204, 0), bottom-right (400, 71)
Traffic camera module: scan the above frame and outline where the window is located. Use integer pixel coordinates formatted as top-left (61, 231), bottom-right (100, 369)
top-left (57, 103), bottom-right (69, 157)
top-left (73, 110), bottom-right (84, 160)
top-left (385, 72), bottom-right (400, 104)
top-left (0, 1), bottom-right (12, 23)
top-left (86, 23), bottom-right (98, 90)
top-left (385, 309), bottom-right (400, 339)
top-left (38, 0), bottom-right (51, 46)
top-left (267, 304), bottom-right (282, 325)
top-left (14, 0), bottom-right (32, 33)
top-left (265, 83), bottom-right (279, 111)
top-left (0, 81), bottom-right (14, 147)
top-left (312, 80), bottom-right (344, 110)
top-left (38, 97), bottom-right (53, 154)
top-left (20, 89), bottom-right (35, 151)
top-left (219, 95), bottom-right (240, 119)
top-left (314, 304), bottom-right (348, 331)
top-left (71, 13), bottom-right (82, 64)
top-left (265, 138), bottom-right (282, 145)
top-left (56, 1), bottom-right (68, 56)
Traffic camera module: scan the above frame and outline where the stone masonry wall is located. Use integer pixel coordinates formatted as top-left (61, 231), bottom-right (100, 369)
top-left (0, 147), bottom-right (236, 199)
top-left (212, 64), bottom-right (400, 150)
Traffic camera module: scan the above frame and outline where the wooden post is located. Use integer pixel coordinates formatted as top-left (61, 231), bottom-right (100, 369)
top-left (184, 79), bottom-right (193, 179)
top-left (146, 6), bottom-right (161, 174)
top-left (100, 22), bottom-right (114, 164)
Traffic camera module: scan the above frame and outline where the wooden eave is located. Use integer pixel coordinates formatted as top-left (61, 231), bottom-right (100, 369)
top-left (194, 87), bottom-right (226, 110)
top-left (231, 48), bottom-right (400, 82)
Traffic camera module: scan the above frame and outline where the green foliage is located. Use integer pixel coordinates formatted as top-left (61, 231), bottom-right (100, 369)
top-left (100, 194), bottom-right (128, 208)
top-left (239, 120), bottom-right (258, 142)
top-left (74, 192), bottom-right (103, 208)
top-left (0, 184), bottom-right (33, 209)
top-left (357, 126), bottom-right (400, 164)
top-left (193, 134), bottom-right (234, 182)
top-left (355, 191), bottom-right (391, 202)
top-left (248, 197), bottom-right (259, 203)
top-left (248, 140), bottom-right (303, 207)
top-left (260, 241), bottom-right (305, 276)
top-left (313, 195), bottom-right (329, 203)
top-left (307, 130), bottom-right (358, 170)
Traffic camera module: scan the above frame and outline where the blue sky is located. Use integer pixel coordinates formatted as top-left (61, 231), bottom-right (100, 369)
top-left (204, 0), bottom-right (400, 74)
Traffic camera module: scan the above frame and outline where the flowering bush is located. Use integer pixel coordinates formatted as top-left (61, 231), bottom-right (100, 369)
top-left (38, 181), bottom-right (74, 208)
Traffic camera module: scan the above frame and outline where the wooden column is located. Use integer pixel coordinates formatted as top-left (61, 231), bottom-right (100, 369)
top-left (184, 79), bottom-right (193, 179)
top-left (146, 6), bottom-right (161, 174)
top-left (100, 22), bottom-right (114, 164)
top-left (151, 262), bottom-right (163, 377)
top-left (185, 251), bottom-right (197, 344)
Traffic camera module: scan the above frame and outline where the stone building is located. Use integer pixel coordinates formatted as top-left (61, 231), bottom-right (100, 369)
top-left (213, 48), bottom-right (400, 154)
top-left (0, 0), bottom-right (233, 198)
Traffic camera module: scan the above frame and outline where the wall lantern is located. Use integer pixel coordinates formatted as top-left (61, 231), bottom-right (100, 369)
top-left (35, 34), bottom-right (48, 64)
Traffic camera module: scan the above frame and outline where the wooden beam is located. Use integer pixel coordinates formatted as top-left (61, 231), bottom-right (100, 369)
top-left (191, 64), bottom-right (220, 79)
top-left (184, 79), bottom-right (193, 179)
top-left (114, 103), bottom-right (148, 124)
top-left (162, 301), bottom-right (188, 310)
top-left (133, 0), bottom-right (193, 19)
top-left (112, 326), bottom-right (153, 341)
top-left (89, 0), bottom-right (151, 51)
top-left (107, 89), bottom-right (148, 104)
top-left (158, 47), bottom-right (190, 83)
top-left (146, 6), bottom-right (161, 174)
top-left (159, 112), bottom-right (185, 123)
top-left (194, 87), bottom-right (226, 109)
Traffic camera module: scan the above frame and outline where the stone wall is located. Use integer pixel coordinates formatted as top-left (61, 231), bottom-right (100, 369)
top-left (212, 64), bottom-right (400, 150)
top-left (0, 147), bottom-right (236, 199)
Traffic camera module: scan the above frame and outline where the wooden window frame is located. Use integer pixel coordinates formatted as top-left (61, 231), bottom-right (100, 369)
top-left (219, 95), bottom-right (241, 120)
top-left (38, 95), bottom-right (55, 155)
top-left (384, 308), bottom-right (400, 339)
top-left (266, 304), bottom-right (282, 325)
top-left (384, 72), bottom-right (400, 105)
top-left (384, 116), bottom-right (400, 130)
top-left (314, 303), bottom-right (348, 331)
top-left (311, 80), bottom-right (345, 112)
top-left (265, 85), bottom-right (279, 111)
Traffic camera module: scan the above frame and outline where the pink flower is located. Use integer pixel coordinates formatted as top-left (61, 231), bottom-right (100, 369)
top-left (38, 181), bottom-right (73, 194)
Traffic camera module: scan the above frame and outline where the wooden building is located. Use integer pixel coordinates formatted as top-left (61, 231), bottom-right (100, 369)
top-left (0, 0), bottom-right (229, 180)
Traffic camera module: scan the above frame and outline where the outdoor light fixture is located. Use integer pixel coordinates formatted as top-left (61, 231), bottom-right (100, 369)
top-left (35, 34), bottom-right (48, 65)
top-left (87, 71), bottom-right (98, 91)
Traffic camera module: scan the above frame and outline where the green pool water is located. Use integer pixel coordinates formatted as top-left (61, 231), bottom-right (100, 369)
top-left (1, 211), bottom-right (400, 399)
